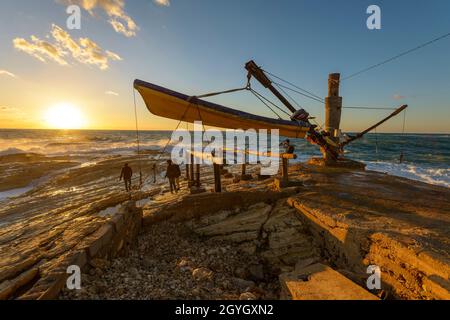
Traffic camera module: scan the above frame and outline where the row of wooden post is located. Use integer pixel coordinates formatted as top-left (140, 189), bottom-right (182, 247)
top-left (185, 151), bottom-right (296, 193)
top-left (185, 153), bottom-right (201, 187)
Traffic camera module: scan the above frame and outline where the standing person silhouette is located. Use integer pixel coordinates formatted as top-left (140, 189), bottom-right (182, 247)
top-left (165, 160), bottom-right (178, 194)
top-left (119, 163), bottom-right (133, 192)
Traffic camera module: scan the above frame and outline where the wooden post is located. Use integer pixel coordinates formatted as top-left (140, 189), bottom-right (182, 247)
top-left (214, 163), bottom-right (222, 193)
top-left (185, 164), bottom-right (190, 181)
top-left (324, 73), bottom-right (342, 163)
top-left (282, 158), bottom-right (288, 182)
top-left (196, 164), bottom-right (201, 187)
top-left (276, 153), bottom-right (297, 189)
top-left (242, 145), bottom-right (247, 176)
top-left (242, 163), bottom-right (246, 176)
top-left (190, 154), bottom-right (194, 184)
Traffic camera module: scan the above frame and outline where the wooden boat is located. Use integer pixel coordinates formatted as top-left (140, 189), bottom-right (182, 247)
top-left (134, 79), bottom-right (311, 138)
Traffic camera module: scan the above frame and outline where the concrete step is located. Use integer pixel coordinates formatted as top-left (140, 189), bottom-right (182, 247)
top-left (280, 263), bottom-right (379, 300)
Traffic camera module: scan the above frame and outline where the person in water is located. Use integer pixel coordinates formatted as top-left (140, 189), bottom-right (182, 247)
top-left (119, 163), bottom-right (133, 192)
top-left (165, 160), bottom-right (179, 194)
top-left (280, 139), bottom-right (295, 154)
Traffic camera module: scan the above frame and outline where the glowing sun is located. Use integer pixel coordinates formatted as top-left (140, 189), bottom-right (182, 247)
top-left (44, 103), bottom-right (86, 129)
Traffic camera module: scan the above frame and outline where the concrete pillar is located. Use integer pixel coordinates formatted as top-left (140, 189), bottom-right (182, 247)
top-left (324, 73), bottom-right (342, 162)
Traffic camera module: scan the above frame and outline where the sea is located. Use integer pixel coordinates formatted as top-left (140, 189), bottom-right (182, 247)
top-left (0, 129), bottom-right (449, 188)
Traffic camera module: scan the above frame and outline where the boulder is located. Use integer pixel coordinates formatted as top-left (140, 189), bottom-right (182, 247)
top-left (192, 268), bottom-right (213, 282)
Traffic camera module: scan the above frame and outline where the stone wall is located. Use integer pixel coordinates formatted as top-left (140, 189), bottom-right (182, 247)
top-left (0, 201), bottom-right (142, 300)
top-left (287, 197), bottom-right (450, 300)
top-left (144, 189), bottom-right (301, 225)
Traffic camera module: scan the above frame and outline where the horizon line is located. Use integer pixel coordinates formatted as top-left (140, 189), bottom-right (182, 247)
top-left (0, 128), bottom-right (448, 135)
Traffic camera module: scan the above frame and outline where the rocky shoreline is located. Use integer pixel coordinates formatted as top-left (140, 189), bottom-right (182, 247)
top-left (1, 155), bottom-right (449, 300)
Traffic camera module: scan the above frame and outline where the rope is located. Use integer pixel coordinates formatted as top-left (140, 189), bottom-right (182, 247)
top-left (274, 82), bottom-right (303, 109)
top-left (194, 102), bottom-right (210, 142)
top-left (194, 86), bottom-right (249, 99)
top-left (134, 82), bottom-right (253, 188)
top-left (343, 106), bottom-right (397, 110)
top-left (133, 88), bottom-right (143, 186)
top-left (250, 89), bottom-right (291, 118)
top-left (343, 31), bottom-right (450, 81)
top-left (263, 69), bottom-right (324, 101)
top-left (374, 127), bottom-right (379, 161)
top-left (144, 102), bottom-right (193, 184)
top-left (399, 109), bottom-right (407, 163)
top-left (274, 82), bottom-right (325, 104)
top-left (274, 82), bottom-right (325, 131)
top-left (402, 108), bottom-right (407, 135)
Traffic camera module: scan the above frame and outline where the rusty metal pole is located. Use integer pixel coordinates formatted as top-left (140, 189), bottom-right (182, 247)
top-left (324, 73), bottom-right (342, 163)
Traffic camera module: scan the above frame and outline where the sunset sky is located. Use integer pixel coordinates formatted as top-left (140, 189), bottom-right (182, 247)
top-left (0, 0), bottom-right (449, 132)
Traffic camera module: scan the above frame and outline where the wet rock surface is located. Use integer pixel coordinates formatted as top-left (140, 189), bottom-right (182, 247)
top-left (0, 155), bottom-right (161, 298)
top-left (1, 157), bottom-right (449, 300)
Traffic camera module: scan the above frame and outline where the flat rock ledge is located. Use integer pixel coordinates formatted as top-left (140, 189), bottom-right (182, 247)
top-left (2, 162), bottom-right (449, 300)
top-left (0, 201), bottom-right (143, 300)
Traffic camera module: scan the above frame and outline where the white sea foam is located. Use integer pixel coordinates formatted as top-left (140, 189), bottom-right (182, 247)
top-left (365, 161), bottom-right (450, 188)
top-left (0, 138), bottom-right (173, 157)
top-left (1, 131), bottom-right (448, 189)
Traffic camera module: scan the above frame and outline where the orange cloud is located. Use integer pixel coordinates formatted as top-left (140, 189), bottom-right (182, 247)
top-left (393, 94), bottom-right (406, 100)
top-left (59, 0), bottom-right (139, 37)
top-left (13, 36), bottom-right (68, 66)
top-left (13, 24), bottom-right (122, 70)
top-left (154, 0), bottom-right (170, 6)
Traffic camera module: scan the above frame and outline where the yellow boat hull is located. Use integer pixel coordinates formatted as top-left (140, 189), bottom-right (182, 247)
top-left (134, 79), bottom-right (310, 138)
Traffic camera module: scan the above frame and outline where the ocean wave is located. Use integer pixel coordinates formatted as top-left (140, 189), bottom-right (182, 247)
top-left (45, 142), bottom-right (85, 147)
top-left (365, 161), bottom-right (450, 188)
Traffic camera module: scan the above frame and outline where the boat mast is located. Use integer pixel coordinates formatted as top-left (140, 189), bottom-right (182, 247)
top-left (245, 60), bottom-right (297, 114)
top-left (341, 104), bottom-right (408, 147)
top-left (245, 60), bottom-right (340, 161)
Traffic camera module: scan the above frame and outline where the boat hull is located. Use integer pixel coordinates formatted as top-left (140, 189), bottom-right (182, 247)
top-left (134, 79), bottom-right (310, 138)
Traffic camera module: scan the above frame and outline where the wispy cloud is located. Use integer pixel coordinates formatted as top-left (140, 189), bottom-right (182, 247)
top-left (0, 106), bottom-right (24, 116)
top-left (13, 36), bottom-right (68, 66)
top-left (13, 24), bottom-right (122, 70)
top-left (59, 0), bottom-right (139, 37)
top-left (393, 94), bottom-right (406, 100)
top-left (0, 70), bottom-right (18, 78)
top-left (1, 106), bottom-right (15, 112)
top-left (154, 0), bottom-right (170, 7)
top-left (105, 90), bottom-right (119, 96)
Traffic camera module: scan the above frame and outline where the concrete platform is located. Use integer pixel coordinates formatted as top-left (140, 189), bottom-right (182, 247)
top-left (287, 164), bottom-right (450, 299)
top-left (280, 263), bottom-right (379, 300)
